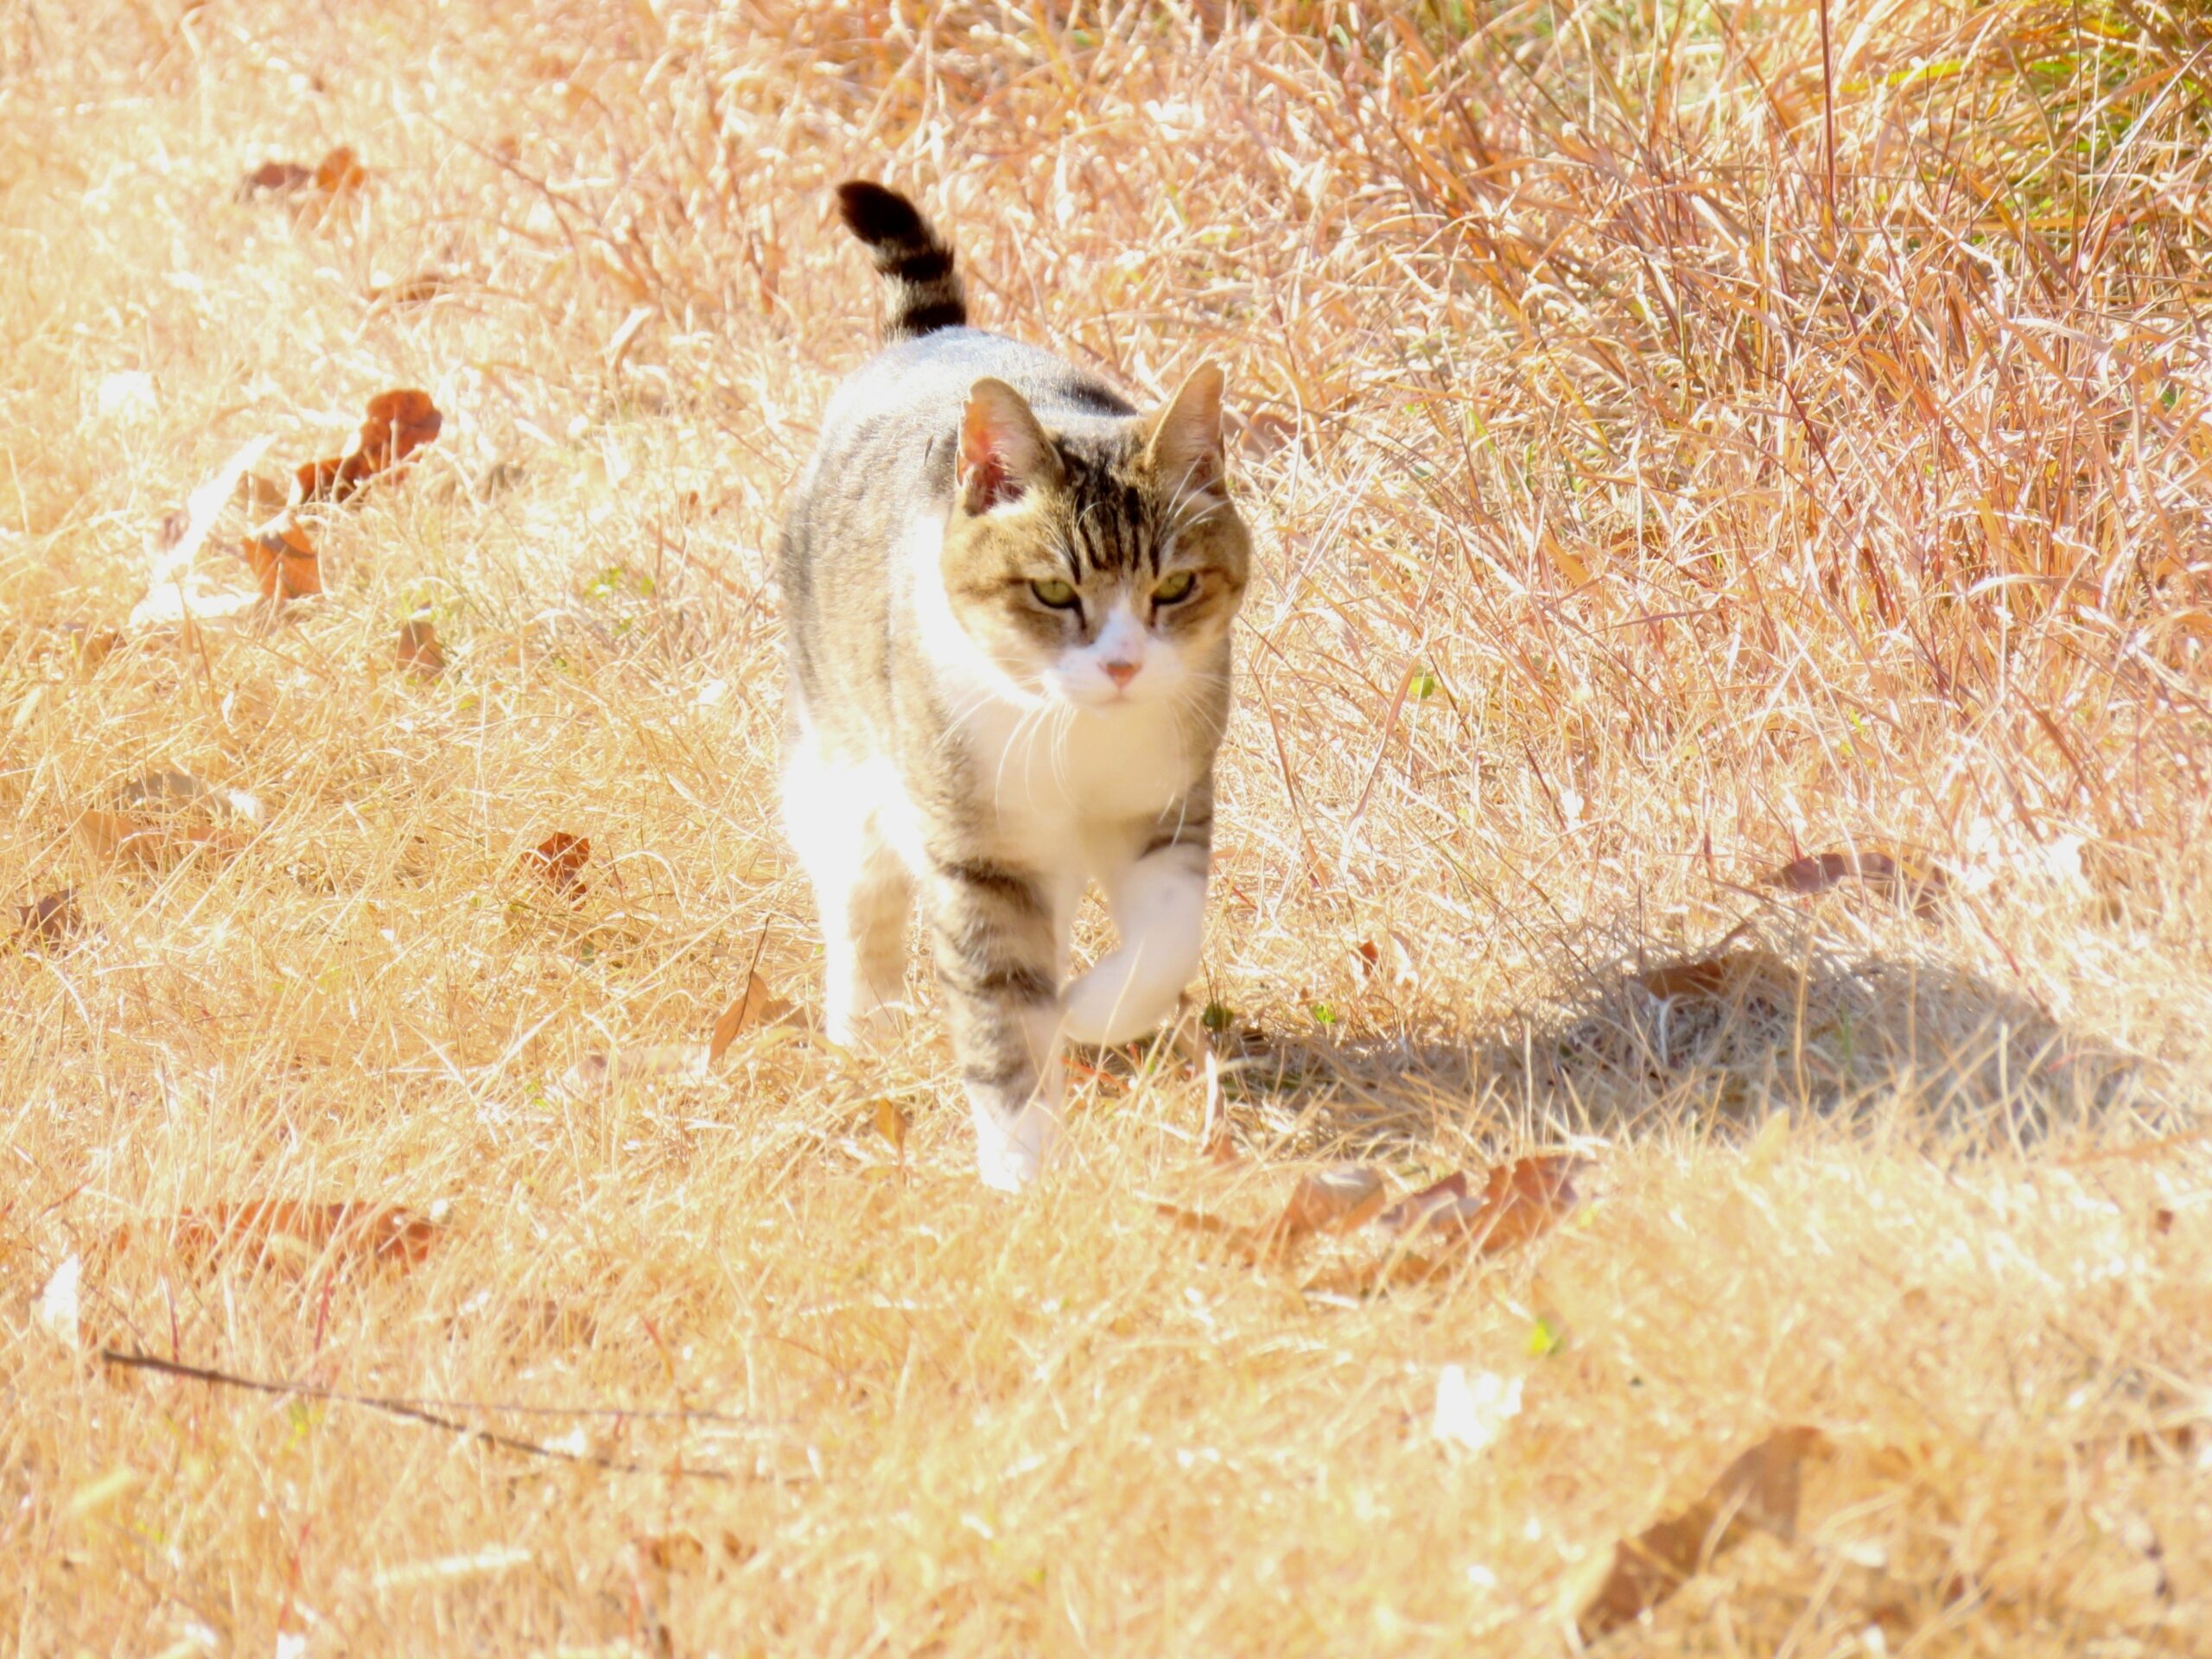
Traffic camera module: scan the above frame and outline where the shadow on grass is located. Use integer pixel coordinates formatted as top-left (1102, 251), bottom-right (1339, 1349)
top-left (1204, 944), bottom-right (2157, 1162)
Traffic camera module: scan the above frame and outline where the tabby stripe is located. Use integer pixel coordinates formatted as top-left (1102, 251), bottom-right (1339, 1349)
top-left (933, 858), bottom-right (1046, 914)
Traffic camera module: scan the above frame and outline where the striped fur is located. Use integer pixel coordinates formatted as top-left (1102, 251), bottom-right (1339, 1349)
top-left (835, 181), bottom-right (968, 341)
top-left (779, 180), bottom-right (1252, 1190)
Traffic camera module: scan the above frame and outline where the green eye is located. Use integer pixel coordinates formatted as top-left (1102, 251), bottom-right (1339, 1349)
top-left (1153, 570), bottom-right (1197, 604)
top-left (1031, 578), bottom-right (1079, 609)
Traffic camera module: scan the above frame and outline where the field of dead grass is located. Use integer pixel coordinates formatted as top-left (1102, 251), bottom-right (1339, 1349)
top-left (5, 0), bottom-right (2212, 1652)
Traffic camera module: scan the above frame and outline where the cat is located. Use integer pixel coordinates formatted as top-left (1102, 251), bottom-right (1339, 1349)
top-left (778, 181), bottom-right (1252, 1191)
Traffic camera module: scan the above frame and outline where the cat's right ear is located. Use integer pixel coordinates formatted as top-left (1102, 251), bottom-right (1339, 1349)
top-left (957, 378), bottom-right (1059, 515)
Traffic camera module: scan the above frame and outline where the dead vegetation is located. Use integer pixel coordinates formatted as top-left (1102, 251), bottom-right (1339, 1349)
top-left (3, 0), bottom-right (2210, 1652)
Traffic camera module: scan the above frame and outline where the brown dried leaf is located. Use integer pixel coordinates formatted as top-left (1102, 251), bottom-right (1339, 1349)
top-left (1272, 1165), bottom-right (1389, 1248)
top-left (366, 272), bottom-right (457, 308)
top-left (237, 146), bottom-right (364, 204)
top-left (397, 617), bottom-right (446, 677)
top-left (1636, 949), bottom-right (1798, 1005)
top-left (522, 832), bottom-right (590, 902)
top-left (295, 389), bottom-right (444, 505)
top-left (1376, 1154), bottom-right (1584, 1256)
top-left (133, 1201), bottom-right (441, 1277)
top-left (236, 159), bottom-right (315, 197)
top-left (709, 970), bottom-right (796, 1059)
top-left (1571, 1427), bottom-right (1826, 1641)
top-left (16, 889), bottom-right (84, 945)
top-left (1769, 848), bottom-right (1945, 918)
top-left (241, 512), bottom-right (321, 599)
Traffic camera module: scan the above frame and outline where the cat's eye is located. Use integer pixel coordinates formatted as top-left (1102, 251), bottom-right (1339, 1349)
top-left (1153, 570), bottom-right (1198, 605)
top-left (1031, 578), bottom-right (1080, 609)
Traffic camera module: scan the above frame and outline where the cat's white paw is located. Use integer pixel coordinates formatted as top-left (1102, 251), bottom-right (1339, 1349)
top-left (1063, 920), bottom-right (1202, 1045)
top-left (970, 1093), bottom-right (1058, 1192)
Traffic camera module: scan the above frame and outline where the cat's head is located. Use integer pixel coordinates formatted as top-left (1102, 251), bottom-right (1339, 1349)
top-left (938, 366), bottom-right (1251, 710)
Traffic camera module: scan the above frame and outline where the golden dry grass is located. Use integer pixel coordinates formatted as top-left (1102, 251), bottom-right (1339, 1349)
top-left (5, 1), bottom-right (2212, 1653)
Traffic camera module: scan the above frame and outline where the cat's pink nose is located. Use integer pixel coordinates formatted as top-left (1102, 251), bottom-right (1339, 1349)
top-left (1103, 659), bottom-right (1141, 688)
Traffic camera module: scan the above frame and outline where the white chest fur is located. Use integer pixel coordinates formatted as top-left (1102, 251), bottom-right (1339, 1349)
top-left (904, 518), bottom-right (1196, 845)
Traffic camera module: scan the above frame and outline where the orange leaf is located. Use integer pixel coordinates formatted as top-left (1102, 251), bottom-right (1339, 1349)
top-left (1376, 1154), bottom-right (1585, 1256)
top-left (874, 1098), bottom-right (912, 1162)
top-left (522, 832), bottom-right (590, 901)
top-left (139, 1201), bottom-right (440, 1277)
top-left (313, 145), bottom-right (366, 194)
top-left (709, 970), bottom-right (796, 1059)
top-left (1571, 1427), bottom-right (1826, 1639)
top-left (241, 512), bottom-right (321, 599)
top-left (397, 617), bottom-right (446, 677)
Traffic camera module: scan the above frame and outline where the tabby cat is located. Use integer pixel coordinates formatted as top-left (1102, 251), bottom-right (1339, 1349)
top-left (778, 181), bottom-right (1252, 1190)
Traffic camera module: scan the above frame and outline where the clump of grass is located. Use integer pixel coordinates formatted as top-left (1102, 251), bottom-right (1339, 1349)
top-left (3, 1), bottom-right (2209, 1651)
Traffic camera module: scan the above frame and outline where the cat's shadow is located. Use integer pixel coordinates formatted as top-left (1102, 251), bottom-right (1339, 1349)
top-left (1190, 944), bottom-right (2154, 1161)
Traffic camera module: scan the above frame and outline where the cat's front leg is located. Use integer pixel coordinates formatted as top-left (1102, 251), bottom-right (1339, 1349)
top-left (1064, 820), bottom-right (1209, 1047)
top-left (928, 853), bottom-right (1065, 1191)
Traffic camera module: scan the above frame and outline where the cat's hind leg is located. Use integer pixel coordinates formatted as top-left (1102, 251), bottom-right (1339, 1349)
top-left (1063, 814), bottom-right (1209, 1047)
top-left (783, 744), bottom-right (912, 1046)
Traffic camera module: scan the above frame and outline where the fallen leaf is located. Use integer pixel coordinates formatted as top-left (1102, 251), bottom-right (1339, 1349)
top-left (315, 145), bottom-right (366, 193)
top-left (16, 889), bottom-right (84, 945)
top-left (57, 625), bottom-right (122, 671)
top-left (237, 159), bottom-right (315, 196)
top-left (1636, 949), bottom-right (1798, 1005)
top-left (874, 1098), bottom-right (911, 1162)
top-left (1432, 1365), bottom-right (1522, 1453)
top-left (35, 1255), bottom-right (82, 1348)
top-left (241, 512), bottom-right (321, 599)
top-left (366, 272), bottom-right (457, 308)
top-left (522, 831), bottom-right (589, 901)
top-left (234, 471), bottom-right (290, 516)
top-left (1150, 1198), bottom-right (1262, 1250)
top-left (396, 616), bottom-right (446, 677)
top-left (144, 435), bottom-right (278, 592)
top-left (66, 1466), bottom-right (141, 1519)
top-left (1570, 1427), bottom-right (1826, 1641)
top-left (1376, 1154), bottom-right (1584, 1255)
top-left (78, 772), bottom-right (261, 866)
top-left (237, 146), bottom-right (364, 201)
top-left (1272, 1164), bottom-right (1389, 1247)
top-left (1769, 848), bottom-right (1945, 918)
top-left (561, 1045), bottom-right (710, 1096)
top-left (709, 970), bottom-right (796, 1060)
top-left (142, 1201), bottom-right (440, 1276)
top-left (295, 388), bottom-right (443, 505)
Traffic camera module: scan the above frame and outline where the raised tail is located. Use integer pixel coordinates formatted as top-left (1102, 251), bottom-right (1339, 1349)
top-left (835, 181), bottom-right (968, 342)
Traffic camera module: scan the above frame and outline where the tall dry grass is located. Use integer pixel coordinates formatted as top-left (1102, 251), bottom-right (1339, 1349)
top-left (4, 0), bottom-right (2210, 1652)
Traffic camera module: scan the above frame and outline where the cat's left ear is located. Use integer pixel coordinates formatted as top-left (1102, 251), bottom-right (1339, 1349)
top-left (1147, 363), bottom-right (1227, 501)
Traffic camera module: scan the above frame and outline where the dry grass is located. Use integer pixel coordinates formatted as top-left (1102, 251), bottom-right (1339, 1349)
top-left (5, 0), bottom-right (2211, 1651)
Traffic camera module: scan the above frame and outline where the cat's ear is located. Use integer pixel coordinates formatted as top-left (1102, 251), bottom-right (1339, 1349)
top-left (1147, 363), bottom-right (1227, 501)
top-left (958, 378), bottom-right (1058, 514)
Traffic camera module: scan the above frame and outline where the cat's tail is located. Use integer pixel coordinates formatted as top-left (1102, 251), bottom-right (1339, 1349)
top-left (835, 181), bottom-right (968, 342)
